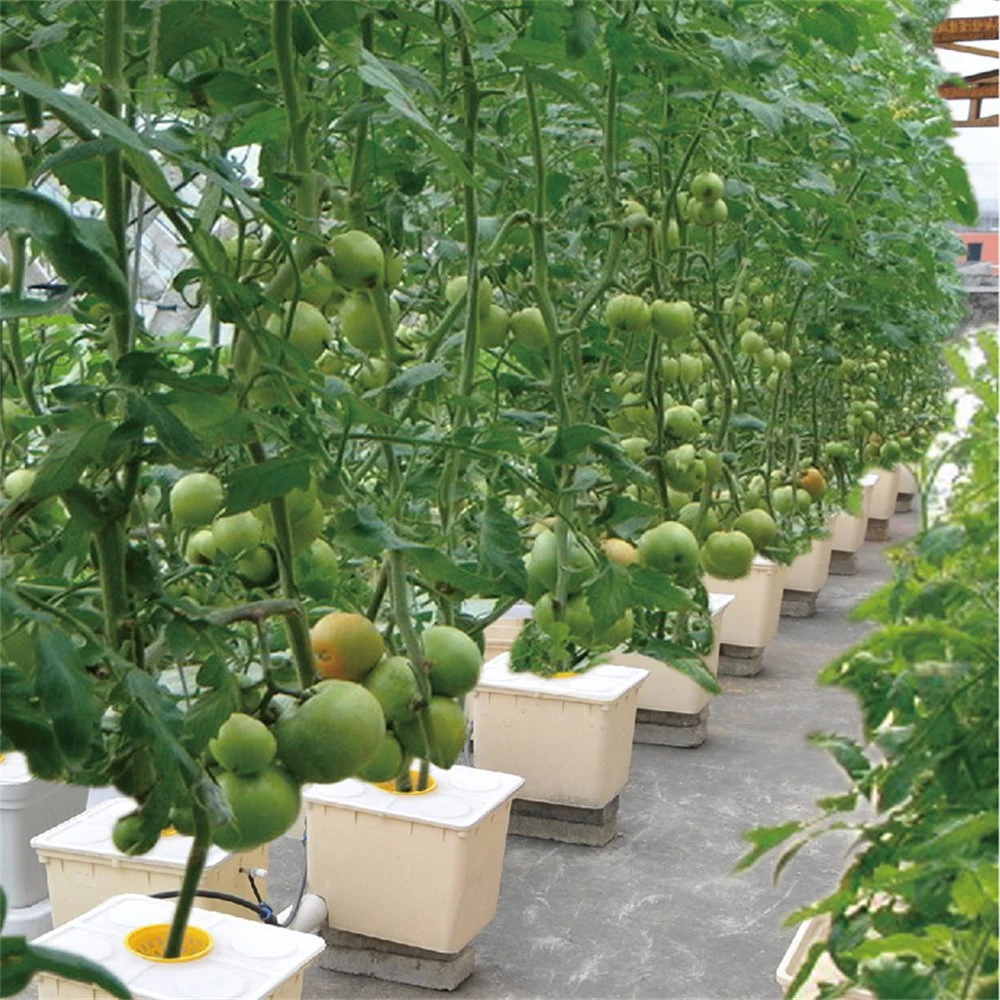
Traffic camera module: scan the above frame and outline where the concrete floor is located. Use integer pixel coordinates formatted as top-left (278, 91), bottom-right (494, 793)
top-left (273, 508), bottom-right (917, 1000)
top-left (12, 509), bottom-right (915, 1000)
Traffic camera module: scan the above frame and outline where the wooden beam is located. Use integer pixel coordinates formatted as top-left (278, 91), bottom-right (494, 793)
top-left (953, 114), bottom-right (999, 128)
top-left (933, 16), bottom-right (999, 44)
top-left (936, 40), bottom-right (1000, 59)
top-left (939, 80), bottom-right (999, 100)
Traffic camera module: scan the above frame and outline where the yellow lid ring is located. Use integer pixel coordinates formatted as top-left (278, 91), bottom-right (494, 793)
top-left (125, 925), bottom-right (213, 963)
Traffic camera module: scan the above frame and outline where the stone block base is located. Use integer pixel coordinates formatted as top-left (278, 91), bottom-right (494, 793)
top-left (781, 589), bottom-right (818, 619)
top-left (829, 550), bottom-right (858, 576)
top-left (895, 493), bottom-right (914, 513)
top-left (320, 927), bottom-right (475, 992)
top-left (509, 796), bottom-right (619, 847)
top-left (866, 517), bottom-right (890, 541)
top-left (718, 644), bottom-right (765, 677)
top-left (634, 706), bottom-right (709, 747)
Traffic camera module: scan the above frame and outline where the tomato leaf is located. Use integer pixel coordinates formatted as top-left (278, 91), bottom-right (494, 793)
top-left (222, 455), bottom-right (313, 515)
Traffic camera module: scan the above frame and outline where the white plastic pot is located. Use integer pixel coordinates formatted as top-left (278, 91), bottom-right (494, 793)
top-left (615, 593), bottom-right (734, 715)
top-left (0, 752), bottom-right (88, 910)
top-left (777, 914), bottom-right (874, 999)
top-left (783, 532), bottom-right (834, 594)
top-left (471, 657), bottom-right (647, 809)
top-left (303, 764), bottom-right (523, 955)
top-left (704, 555), bottom-right (786, 649)
top-left (831, 473), bottom-right (879, 554)
top-left (896, 463), bottom-right (918, 495)
top-left (32, 797), bottom-right (267, 927)
top-left (32, 893), bottom-right (324, 1000)
top-left (867, 466), bottom-right (901, 521)
top-left (481, 602), bottom-right (532, 662)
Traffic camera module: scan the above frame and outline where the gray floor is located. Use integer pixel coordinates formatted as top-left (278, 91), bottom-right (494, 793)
top-left (13, 509), bottom-right (914, 1000)
top-left (279, 509), bottom-right (917, 1000)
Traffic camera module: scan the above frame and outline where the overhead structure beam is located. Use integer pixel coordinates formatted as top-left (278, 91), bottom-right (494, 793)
top-left (934, 16), bottom-right (998, 128)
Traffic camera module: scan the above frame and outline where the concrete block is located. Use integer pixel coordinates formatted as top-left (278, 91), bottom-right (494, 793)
top-left (895, 493), bottom-right (914, 513)
top-left (508, 796), bottom-right (619, 847)
top-left (865, 517), bottom-right (890, 542)
top-left (719, 644), bottom-right (765, 677)
top-left (320, 926), bottom-right (475, 991)
top-left (828, 551), bottom-right (858, 576)
top-left (634, 705), bottom-right (709, 747)
top-left (781, 589), bottom-right (818, 619)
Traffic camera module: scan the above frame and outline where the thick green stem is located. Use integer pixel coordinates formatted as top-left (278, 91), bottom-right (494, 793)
top-left (4, 234), bottom-right (39, 414)
top-left (438, 14), bottom-right (481, 580)
top-left (273, 0), bottom-right (318, 233)
top-left (163, 804), bottom-right (211, 959)
top-left (347, 15), bottom-right (375, 230)
top-left (100, 0), bottom-right (130, 360)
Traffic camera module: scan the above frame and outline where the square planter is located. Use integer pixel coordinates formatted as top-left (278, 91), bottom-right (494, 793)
top-left (303, 764), bottom-right (523, 957)
top-left (31, 893), bottom-right (323, 1000)
top-left (777, 914), bottom-right (873, 1000)
top-left (482, 602), bottom-right (532, 662)
top-left (831, 473), bottom-right (879, 555)
top-left (471, 657), bottom-right (647, 810)
top-left (868, 467), bottom-right (899, 528)
top-left (1, 751), bottom-right (88, 911)
top-left (704, 555), bottom-right (786, 652)
top-left (781, 532), bottom-right (834, 618)
top-left (32, 797), bottom-right (267, 927)
top-left (617, 593), bottom-right (735, 715)
top-left (895, 463), bottom-right (917, 496)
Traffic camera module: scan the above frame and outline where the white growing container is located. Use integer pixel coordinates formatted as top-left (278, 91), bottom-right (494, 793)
top-left (31, 893), bottom-right (324, 1000)
top-left (896, 463), bottom-right (918, 495)
top-left (777, 914), bottom-right (873, 999)
top-left (783, 533), bottom-right (834, 594)
top-left (831, 473), bottom-right (880, 554)
top-left (471, 657), bottom-right (647, 809)
top-left (704, 555), bottom-right (786, 649)
top-left (867, 466), bottom-right (901, 521)
top-left (32, 797), bottom-right (267, 926)
top-left (303, 764), bottom-right (523, 955)
top-left (0, 752), bottom-right (88, 909)
top-left (615, 593), bottom-right (734, 715)
top-left (482, 602), bottom-right (532, 662)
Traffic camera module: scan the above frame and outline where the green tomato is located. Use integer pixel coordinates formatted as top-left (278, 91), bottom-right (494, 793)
top-left (340, 292), bottom-right (393, 355)
top-left (637, 521), bottom-right (700, 579)
top-left (480, 304), bottom-right (510, 348)
top-left (774, 350), bottom-right (792, 372)
top-left (621, 436), bottom-right (650, 462)
top-left (772, 486), bottom-right (797, 515)
top-left (212, 512), bottom-right (264, 557)
top-left (3, 468), bottom-right (35, 500)
top-left (664, 405), bottom-right (702, 441)
top-left (604, 293), bottom-right (651, 333)
top-left (699, 530), bottom-right (754, 580)
top-left (678, 501), bottom-right (718, 540)
top-left (170, 473), bottom-right (225, 527)
top-left (0, 135), bottom-right (26, 189)
top-left (267, 301), bottom-right (331, 362)
top-left (237, 546), bottom-right (279, 586)
top-left (690, 171), bottom-right (724, 204)
top-left (740, 331), bottom-right (765, 355)
top-left (710, 199), bottom-right (728, 224)
top-left (329, 230), bottom-right (384, 290)
top-left (185, 528), bottom-right (218, 566)
top-left (665, 218), bottom-right (681, 250)
top-left (445, 275), bottom-right (493, 320)
top-left (650, 299), bottom-right (695, 341)
top-left (510, 307), bottom-right (549, 350)
top-left (661, 357), bottom-right (680, 381)
top-left (732, 509), bottom-right (778, 551)
top-left (296, 538), bottom-right (340, 601)
top-left (678, 353), bottom-right (704, 385)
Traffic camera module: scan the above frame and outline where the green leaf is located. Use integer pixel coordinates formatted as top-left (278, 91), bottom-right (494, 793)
top-left (734, 821), bottom-right (804, 871)
top-left (16, 940), bottom-right (131, 999)
top-left (799, 4), bottom-right (860, 55)
top-left (528, 66), bottom-right (602, 122)
top-left (0, 666), bottom-right (65, 780)
top-left (628, 566), bottom-right (698, 613)
top-left (634, 637), bottom-right (721, 694)
top-left (809, 732), bottom-right (871, 781)
top-left (409, 549), bottom-right (494, 598)
top-left (586, 562), bottom-right (632, 637)
top-left (158, 1), bottom-right (247, 72)
top-left (730, 93), bottom-right (784, 135)
top-left (0, 190), bottom-right (128, 310)
top-left (334, 506), bottom-right (426, 557)
top-left (546, 424), bottom-right (610, 462)
top-left (34, 625), bottom-right (102, 765)
top-left (27, 423), bottom-right (113, 502)
top-left (478, 497), bottom-right (529, 595)
top-left (358, 51), bottom-right (473, 186)
top-left (0, 69), bottom-right (177, 208)
top-left (384, 362), bottom-right (447, 395)
top-left (0, 288), bottom-right (74, 321)
top-left (222, 455), bottom-right (313, 516)
top-left (139, 396), bottom-right (205, 462)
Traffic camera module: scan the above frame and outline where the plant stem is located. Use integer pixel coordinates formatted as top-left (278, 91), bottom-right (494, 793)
top-left (5, 233), bottom-right (39, 414)
top-left (100, 0), bottom-right (130, 361)
top-left (163, 803), bottom-right (211, 959)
